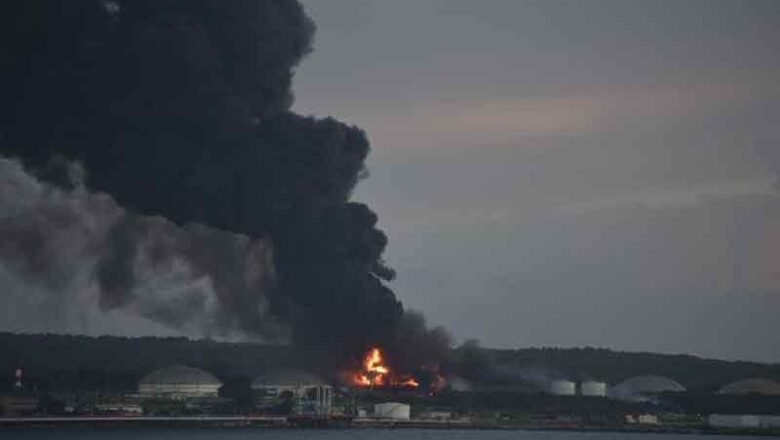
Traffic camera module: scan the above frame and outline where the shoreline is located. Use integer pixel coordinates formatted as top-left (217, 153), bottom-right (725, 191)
top-left (2, 416), bottom-right (779, 436)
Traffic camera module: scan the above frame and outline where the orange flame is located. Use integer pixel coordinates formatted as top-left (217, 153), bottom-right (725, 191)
top-left (399, 377), bottom-right (420, 388)
top-left (365, 348), bottom-right (389, 375)
top-left (351, 347), bottom-right (418, 389)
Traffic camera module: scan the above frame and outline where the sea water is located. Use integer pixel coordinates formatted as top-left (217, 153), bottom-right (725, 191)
top-left (0, 429), bottom-right (762, 440)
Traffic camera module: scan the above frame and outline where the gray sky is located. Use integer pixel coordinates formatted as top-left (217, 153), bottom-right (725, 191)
top-left (294, 0), bottom-right (780, 362)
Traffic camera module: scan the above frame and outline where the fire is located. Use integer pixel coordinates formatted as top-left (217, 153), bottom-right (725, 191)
top-left (353, 347), bottom-right (389, 386)
top-left (364, 347), bottom-right (389, 376)
top-left (351, 347), bottom-right (418, 389)
top-left (399, 377), bottom-right (420, 388)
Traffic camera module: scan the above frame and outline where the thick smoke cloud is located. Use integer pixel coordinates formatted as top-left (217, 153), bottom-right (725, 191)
top-left (0, 0), bottom-right (401, 355)
top-left (1, 157), bottom-right (286, 339)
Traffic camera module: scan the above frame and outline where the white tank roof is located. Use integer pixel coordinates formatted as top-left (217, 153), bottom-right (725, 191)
top-left (610, 375), bottom-right (685, 400)
top-left (139, 365), bottom-right (222, 386)
top-left (718, 378), bottom-right (780, 395)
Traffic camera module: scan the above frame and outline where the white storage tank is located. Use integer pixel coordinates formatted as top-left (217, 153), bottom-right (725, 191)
top-left (548, 380), bottom-right (576, 396)
top-left (580, 380), bottom-right (607, 397)
top-left (374, 402), bottom-right (411, 420)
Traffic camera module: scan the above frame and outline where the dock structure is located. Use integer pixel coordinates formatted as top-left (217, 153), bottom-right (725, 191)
top-left (0, 415), bottom-right (287, 428)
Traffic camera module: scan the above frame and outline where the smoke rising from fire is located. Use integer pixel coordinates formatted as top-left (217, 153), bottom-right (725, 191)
top-left (1, 157), bottom-right (287, 339)
top-left (0, 0), bottom-right (400, 353)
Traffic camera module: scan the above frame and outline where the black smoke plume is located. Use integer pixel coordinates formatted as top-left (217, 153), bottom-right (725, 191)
top-left (0, 0), bottom-right (401, 356)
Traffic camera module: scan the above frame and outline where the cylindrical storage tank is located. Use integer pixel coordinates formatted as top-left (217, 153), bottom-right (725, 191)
top-left (581, 381), bottom-right (607, 397)
top-left (549, 380), bottom-right (576, 396)
top-left (374, 402), bottom-right (410, 420)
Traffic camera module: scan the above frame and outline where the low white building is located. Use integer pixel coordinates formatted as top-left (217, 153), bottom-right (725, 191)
top-left (94, 403), bottom-right (143, 415)
top-left (138, 365), bottom-right (222, 399)
top-left (626, 414), bottom-right (659, 425)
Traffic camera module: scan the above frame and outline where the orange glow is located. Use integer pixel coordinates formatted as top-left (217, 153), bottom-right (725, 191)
top-left (399, 377), bottom-right (420, 388)
top-left (353, 374), bottom-right (371, 386)
top-left (351, 347), bottom-right (419, 389)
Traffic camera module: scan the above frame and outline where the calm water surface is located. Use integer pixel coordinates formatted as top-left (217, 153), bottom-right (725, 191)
top-left (0, 429), bottom-right (762, 440)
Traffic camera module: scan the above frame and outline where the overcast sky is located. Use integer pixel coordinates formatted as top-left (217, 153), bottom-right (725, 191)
top-left (2, 1), bottom-right (778, 364)
top-left (294, 0), bottom-right (780, 362)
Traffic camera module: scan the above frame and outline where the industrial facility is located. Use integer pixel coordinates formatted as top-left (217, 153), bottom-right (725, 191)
top-left (3, 333), bottom-right (780, 433)
top-left (251, 369), bottom-right (333, 416)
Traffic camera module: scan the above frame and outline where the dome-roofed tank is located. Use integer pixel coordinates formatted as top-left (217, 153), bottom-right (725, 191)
top-left (718, 378), bottom-right (780, 396)
top-left (138, 365), bottom-right (222, 398)
top-left (610, 375), bottom-right (685, 401)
